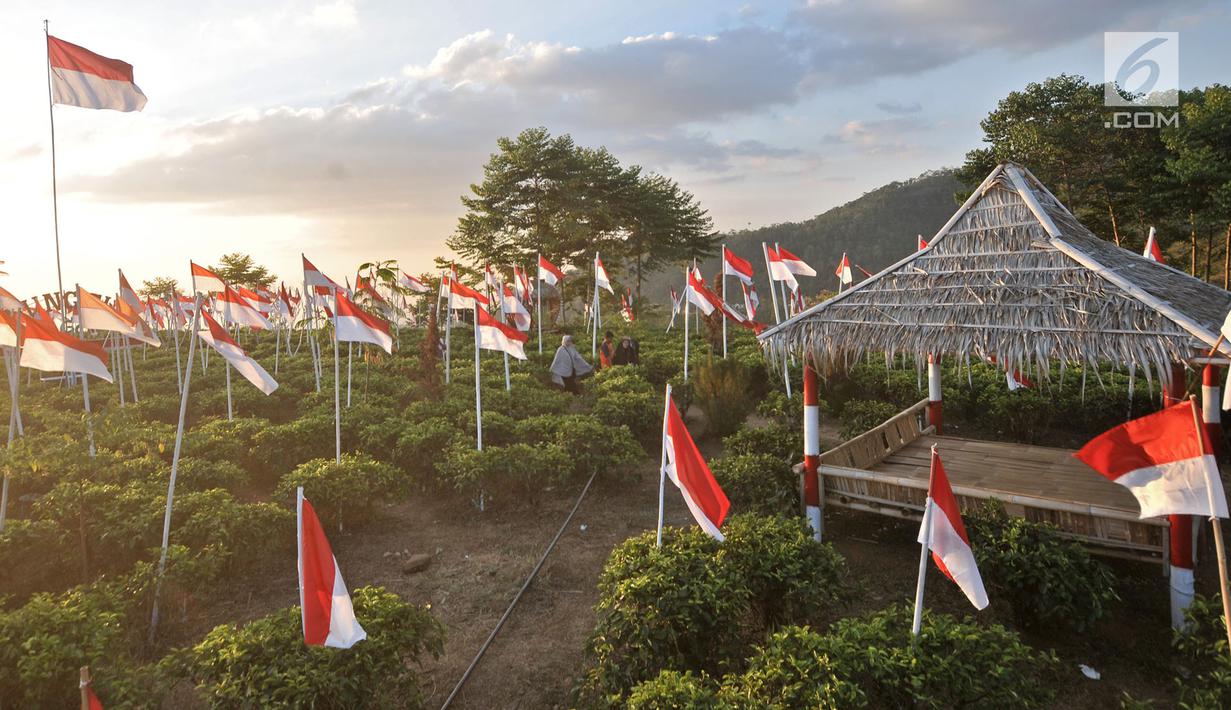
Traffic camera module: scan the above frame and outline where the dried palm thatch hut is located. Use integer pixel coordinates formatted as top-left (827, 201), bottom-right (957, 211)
top-left (760, 162), bottom-right (1231, 378)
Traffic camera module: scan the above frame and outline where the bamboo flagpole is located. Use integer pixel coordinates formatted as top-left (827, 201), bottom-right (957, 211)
top-left (333, 287), bottom-right (341, 464)
top-left (536, 255), bottom-right (543, 354)
top-left (682, 267), bottom-right (690, 382)
top-left (43, 21), bottom-right (68, 337)
top-left (910, 444), bottom-right (939, 642)
top-left (1189, 395), bottom-right (1231, 654)
top-left (474, 303), bottom-right (483, 452)
top-left (149, 292), bottom-right (202, 643)
top-left (125, 335), bottom-right (138, 402)
top-left (168, 289), bottom-right (183, 395)
top-left (656, 383), bottom-right (673, 548)
top-left (1, 313), bottom-right (22, 532)
top-left (74, 287), bottom-right (96, 457)
top-left (721, 244), bottom-right (728, 358)
top-left (591, 252), bottom-right (600, 360)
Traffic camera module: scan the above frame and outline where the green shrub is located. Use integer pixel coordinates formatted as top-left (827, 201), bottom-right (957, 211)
top-left (837, 400), bottom-right (898, 440)
top-left (394, 416), bottom-right (462, 484)
top-left (719, 626), bottom-right (866, 709)
top-left (165, 586), bottom-right (444, 709)
top-left (693, 358), bottom-right (756, 438)
top-left (595, 389), bottom-right (661, 449)
top-left (276, 454), bottom-right (404, 530)
top-left (966, 500), bottom-right (1117, 632)
top-left (815, 605), bottom-right (1060, 709)
top-left (251, 413), bottom-right (335, 481)
top-left (169, 457), bottom-right (249, 492)
top-left (436, 442), bottom-right (572, 506)
top-left (1174, 594), bottom-right (1231, 708)
top-left (710, 454), bottom-right (796, 517)
top-left (626, 671), bottom-right (728, 710)
top-left (553, 415), bottom-right (642, 478)
top-left (722, 423), bottom-right (802, 465)
top-left (183, 416), bottom-right (270, 473)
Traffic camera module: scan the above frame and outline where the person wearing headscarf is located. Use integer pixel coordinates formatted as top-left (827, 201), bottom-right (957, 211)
top-left (613, 335), bottom-right (639, 366)
top-left (550, 335), bottom-right (593, 394)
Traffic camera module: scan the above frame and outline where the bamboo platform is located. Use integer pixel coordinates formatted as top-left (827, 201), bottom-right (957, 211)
top-left (816, 399), bottom-right (1169, 566)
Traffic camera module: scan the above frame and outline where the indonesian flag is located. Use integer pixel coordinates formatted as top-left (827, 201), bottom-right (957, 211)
top-left (741, 282), bottom-right (759, 320)
top-left (146, 297), bottom-right (166, 330)
top-left (918, 235), bottom-right (929, 250)
top-left (198, 311), bottom-right (278, 394)
top-left (399, 270), bottom-right (430, 294)
top-left (722, 247), bottom-right (754, 284)
top-left (78, 287), bottom-right (137, 335)
top-left (778, 246), bottom-right (815, 277)
top-left (855, 264), bottom-right (874, 279)
top-left (765, 246), bottom-right (798, 290)
top-left (1075, 400), bottom-right (1229, 519)
top-left (476, 306), bottom-right (528, 360)
top-left (0, 286), bottom-right (21, 312)
top-left (834, 253), bottom-right (853, 285)
top-left (118, 269), bottom-right (141, 309)
top-left (335, 290), bottom-right (393, 354)
top-left (594, 255), bottom-right (614, 294)
top-left (514, 266), bottom-right (532, 303)
top-left (303, 255), bottom-right (340, 291)
top-left (501, 284), bottom-right (531, 331)
top-left (1144, 227), bottom-right (1164, 263)
top-left (0, 311), bottom-right (16, 348)
top-left (620, 293), bottom-right (635, 323)
top-left (670, 287), bottom-right (681, 315)
top-left (85, 683), bottom-right (104, 710)
top-left (19, 311), bottom-right (112, 382)
top-left (919, 448), bottom-right (989, 610)
top-left (218, 285), bottom-right (272, 330)
top-left (297, 488), bottom-right (366, 648)
top-left (538, 255), bottom-right (564, 286)
top-left (485, 263), bottom-right (500, 293)
top-left (190, 262), bottom-right (227, 294)
top-left (1006, 369), bottom-right (1033, 392)
top-left (276, 284), bottom-right (294, 319)
top-left (47, 36), bottom-right (147, 112)
top-left (115, 298), bottom-right (160, 346)
top-left (663, 393), bottom-right (730, 540)
top-left (447, 277), bottom-right (490, 312)
top-left (237, 286), bottom-right (272, 314)
top-left (356, 275), bottom-right (387, 305)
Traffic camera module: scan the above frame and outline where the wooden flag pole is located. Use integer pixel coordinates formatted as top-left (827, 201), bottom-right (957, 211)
top-left (656, 383), bottom-right (672, 548)
top-left (149, 293), bottom-right (202, 644)
top-left (911, 445), bottom-right (939, 642)
top-left (1189, 395), bottom-right (1231, 654)
top-left (79, 666), bottom-right (90, 710)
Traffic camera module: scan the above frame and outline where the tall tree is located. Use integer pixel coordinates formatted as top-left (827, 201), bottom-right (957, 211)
top-left (211, 253), bottom-right (275, 289)
top-left (138, 276), bottom-right (179, 298)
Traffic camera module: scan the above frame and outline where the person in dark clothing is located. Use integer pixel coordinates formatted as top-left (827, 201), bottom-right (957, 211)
top-left (598, 331), bottom-right (615, 369)
top-left (612, 335), bottom-right (639, 366)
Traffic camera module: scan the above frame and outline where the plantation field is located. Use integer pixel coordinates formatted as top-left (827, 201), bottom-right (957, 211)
top-left (1, 310), bottom-right (1227, 707)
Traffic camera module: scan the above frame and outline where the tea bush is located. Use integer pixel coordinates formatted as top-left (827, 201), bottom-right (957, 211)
top-left (625, 671), bottom-right (727, 710)
top-left (1173, 594), bottom-right (1231, 708)
top-left (837, 399), bottom-right (898, 440)
top-left (693, 357), bottom-right (758, 438)
top-left (722, 423), bottom-right (802, 465)
top-left (718, 626), bottom-right (865, 709)
top-left (276, 454), bottom-right (404, 530)
top-left (709, 454), bottom-right (796, 517)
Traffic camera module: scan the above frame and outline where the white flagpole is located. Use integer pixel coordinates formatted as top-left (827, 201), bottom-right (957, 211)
top-left (911, 445), bottom-right (938, 640)
top-left (149, 293), bottom-right (202, 644)
top-left (168, 290), bottom-right (183, 395)
top-left (333, 288), bottom-right (341, 464)
top-left (44, 21), bottom-right (68, 333)
top-left (224, 360), bottom-right (233, 421)
top-left (591, 253), bottom-right (599, 360)
top-left (125, 335), bottom-right (138, 402)
top-left (273, 316), bottom-right (281, 375)
top-left (445, 279), bottom-right (452, 385)
top-left (497, 285), bottom-right (511, 391)
top-left (721, 245), bottom-right (728, 358)
top-left (1190, 397), bottom-right (1231, 653)
top-left (346, 342), bottom-right (352, 407)
top-left (761, 243), bottom-right (782, 325)
top-left (536, 256), bottom-right (543, 354)
top-left (656, 383), bottom-right (672, 548)
top-left (111, 333), bottom-right (126, 406)
top-left (1, 313), bottom-right (22, 532)
top-left (74, 287), bottom-right (96, 457)
top-left (474, 303), bottom-right (482, 451)
top-left (771, 243), bottom-right (793, 396)
top-left (683, 269), bottom-right (691, 382)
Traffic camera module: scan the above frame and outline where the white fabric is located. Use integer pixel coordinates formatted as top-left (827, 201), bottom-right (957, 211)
top-left (1115, 455), bottom-right (1229, 519)
top-left (919, 498), bottom-right (989, 610)
top-left (198, 331), bottom-right (278, 394)
top-left (21, 338), bottom-right (113, 382)
top-left (549, 342), bottom-right (591, 385)
top-left (335, 314), bottom-right (393, 354)
top-left (784, 255), bottom-right (817, 277)
top-left (538, 265), bottom-right (559, 286)
top-left (80, 304), bottom-right (137, 335)
top-left (51, 67), bottom-right (146, 112)
top-left (220, 299), bottom-right (271, 330)
top-left (478, 324), bottom-right (527, 360)
top-left (767, 260), bottom-right (798, 289)
top-left (685, 284), bottom-right (716, 316)
top-left (664, 432), bottom-right (725, 541)
top-left (595, 258), bottom-right (614, 294)
top-left (502, 293), bottom-right (531, 331)
top-left (1170, 565), bottom-right (1195, 630)
top-left (324, 564), bottom-right (367, 648)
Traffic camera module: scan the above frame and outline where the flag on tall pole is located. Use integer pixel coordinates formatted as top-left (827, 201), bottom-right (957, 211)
top-left (1144, 227), bottom-right (1164, 263)
top-left (658, 387), bottom-right (729, 543)
top-left (834, 252), bottom-right (853, 289)
top-left (297, 487), bottom-right (367, 648)
top-left (190, 262), bottom-right (227, 294)
top-left (198, 311), bottom-right (278, 394)
top-left (335, 290), bottom-right (393, 355)
top-left (722, 246), bottom-right (755, 284)
top-left (477, 306), bottom-right (528, 360)
top-left (19, 307), bottom-right (112, 381)
top-left (47, 35), bottom-right (147, 112)
top-left (917, 235), bottom-right (929, 251)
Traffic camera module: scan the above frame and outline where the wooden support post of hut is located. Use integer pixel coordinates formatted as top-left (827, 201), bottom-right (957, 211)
top-left (1203, 364), bottom-right (1223, 457)
top-left (803, 360), bottom-right (823, 541)
top-left (762, 162), bottom-right (1231, 631)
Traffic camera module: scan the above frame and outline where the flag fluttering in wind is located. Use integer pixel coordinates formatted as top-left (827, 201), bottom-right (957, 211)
top-left (238, 286), bottom-right (272, 314)
top-left (1075, 400), bottom-right (1229, 519)
top-left (501, 284), bottom-right (531, 331)
top-left (918, 448), bottom-right (989, 610)
top-left (297, 488), bottom-right (366, 648)
top-left (118, 270), bottom-right (141, 309)
top-left (19, 311), bottom-right (112, 381)
top-left (917, 235), bottom-right (929, 251)
top-left (741, 282), bottom-right (759, 320)
top-left (115, 298), bottom-right (160, 346)
top-left (765, 246), bottom-right (799, 290)
top-left (218, 285), bottom-right (272, 330)
top-left (398, 270), bottom-right (431, 294)
top-left (594, 255), bottom-right (614, 294)
top-left (686, 268), bottom-right (763, 333)
top-left (78, 288), bottom-right (136, 335)
top-left (47, 35), bottom-right (147, 112)
top-left (722, 247), bottom-right (754, 284)
top-left (302, 256), bottom-right (340, 292)
top-left (447, 277), bottom-right (489, 312)
top-left (1144, 227), bottom-right (1164, 263)
top-left (198, 311), bottom-right (278, 394)
top-left (476, 306), bottom-right (528, 360)
top-left (190, 262), bottom-right (227, 294)
top-left (662, 391), bottom-right (730, 541)
top-left (335, 290), bottom-right (393, 354)
top-left (537, 255), bottom-right (564, 286)
top-left (834, 253), bottom-right (853, 286)
top-left (0, 286), bottom-right (21, 313)
top-left (513, 266), bottom-right (532, 304)
top-left (778, 246), bottom-right (815, 277)
top-left (620, 293), bottom-right (635, 323)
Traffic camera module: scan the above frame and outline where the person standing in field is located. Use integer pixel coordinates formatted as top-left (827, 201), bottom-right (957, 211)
top-left (598, 331), bottom-right (615, 369)
top-left (613, 335), bottom-right (639, 366)
top-left (550, 335), bottom-right (593, 395)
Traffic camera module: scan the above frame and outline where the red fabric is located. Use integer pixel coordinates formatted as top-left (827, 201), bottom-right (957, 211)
top-left (929, 450), bottom-right (969, 583)
top-left (21, 309), bottom-right (109, 365)
top-left (834, 253), bottom-right (850, 276)
top-left (723, 247), bottom-right (754, 278)
top-left (477, 306), bottom-right (528, 342)
top-left (1075, 400), bottom-right (1205, 481)
top-left (299, 496), bottom-right (337, 646)
top-left (448, 278), bottom-right (490, 306)
top-left (336, 290), bottom-right (390, 333)
top-left (537, 255), bottom-right (564, 281)
top-left (666, 399), bottom-right (730, 530)
top-left (86, 685), bottom-right (105, 710)
top-left (47, 36), bottom-right (134, 82)
top-left (918, 236), bottom-right (929, 250)
top-left (200, 310), bottom-right (239, 348)
top-left (191, 262), bottom-right (224, 283)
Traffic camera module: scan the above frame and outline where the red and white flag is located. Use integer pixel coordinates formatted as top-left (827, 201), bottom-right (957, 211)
top-left (19, 311), bottom-right (112, 382)
top-left (741, 282), bottom-right (759, 320)
top-left (663, 393), bottom-right (730, 540)
top-left (765, 246), bottom-right (798, 290)
top-left (778, 246), bottom-right (816, 277)
top-left (484, 263), bottom-right (500, 293)
top-left (1144, 227), bottom-right (1164, 263)
top-left (514, 266), bottom-right (532, 303)
top-left (537, 255), bottom-right (564, 287)
top-left (917, 235), bottom-right (929, 251)
top-left (118, 269), bottom-right (141, 309)
top-left (297, 488), bottom-right (366, 648)
top-left (834, 253), bottom-right (853, 285)
top-left (237, 286), bottom-right (272, 314)
top-left (335, 290), bottom-right (393, 354)
top-left (398, 270), bottom-right (431, 294)
top-left (669, 287), bottom-right (681, 316)
top-left (77, 288), bottom-right (135, 335)
top-left (594, 255), bottom-right (614, 294)
top-left (0, 286), bottom-right (21, 313)
top-left (47, 35), bottom-right (147, 112)
top-left (217, 285), bottom-right (272, 330)
top-left (303, 255), bottom-right (340, 292)
top-left (919, 448), bottom-right (989, 610)
top-left (0, 311), bottom-right (17, 348)
top-left (501, 284), bottom-right (531, 331)
top-left (476, 306), bottom-right (528, 360)
top-left (198, 311), bottom-right (278, 394)
top-left (276, 284), bottom-right (294, 320)
top-left (190, 262), bottom-right (227, 294)
top-left (447, 277), bottom-right (490, 312)
top-left (115, 298), bottom-right (160, 346)
top-left (620, 293), bottom-right (635, 323)
top-left (1075, 400), bottom-right (1229, 519)
top-left (722, 247), bottom-right (755, 284)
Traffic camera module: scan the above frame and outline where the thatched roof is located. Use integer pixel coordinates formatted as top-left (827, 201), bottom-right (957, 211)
top-left (759, 163), bottom-right (1231, 382)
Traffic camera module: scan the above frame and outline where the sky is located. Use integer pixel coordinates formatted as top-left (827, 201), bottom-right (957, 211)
top-left (1, 0), bottom-right (1228, 298)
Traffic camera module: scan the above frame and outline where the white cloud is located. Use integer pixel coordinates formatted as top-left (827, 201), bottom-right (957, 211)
top-left (304, 0), bottom-right (359, 31)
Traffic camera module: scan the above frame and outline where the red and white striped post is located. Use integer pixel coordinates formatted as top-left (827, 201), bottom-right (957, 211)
top-left (1202, 364), bottom-right (1223, 457)
top-left (803, 360), bottom-right (822, 541)
top-left (1166, 363), bottom-right (1195, 629)
top-left (926, 354), bottom-right (943, 435)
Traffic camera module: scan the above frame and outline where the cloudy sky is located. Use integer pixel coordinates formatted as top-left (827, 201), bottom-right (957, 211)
top-left (1, 0), bottom-right (1227, 297)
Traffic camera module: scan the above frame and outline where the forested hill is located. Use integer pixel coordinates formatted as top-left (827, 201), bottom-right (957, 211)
top-left (644, 168), bottom-right (963, 304)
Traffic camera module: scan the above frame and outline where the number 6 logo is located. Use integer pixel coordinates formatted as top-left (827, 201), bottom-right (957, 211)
top-left (1104, 33), bottom-right (1179, 107)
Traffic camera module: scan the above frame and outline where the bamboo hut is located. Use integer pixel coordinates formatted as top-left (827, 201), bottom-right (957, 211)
top-left (760, 162), bottom-right (1231, 625)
